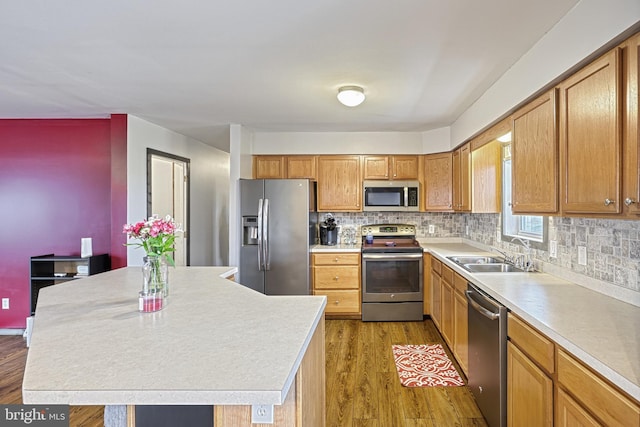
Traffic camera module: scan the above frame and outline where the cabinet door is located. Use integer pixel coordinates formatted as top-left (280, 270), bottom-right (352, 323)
top-left (453, 144), bottom-right (471, 211)
top-left (286, 156), bottom-right (316, 180)
top-left (556, 388), bottom-right (602, 427)
top-left (423, 254), bottom-right (431, 315)
top-left (317, 156), bottom-right (362, 211)
top-left (391, 155), bottom-right (419, 179)
top-left (558, 48), bottom-right (622, 214)
top-left (512, 90), bottom-right (559, 213)
top-left (424, 152), bottom-right (453, 211)
top-left (472, 140), bottom-right (501, 213)
top-left (507, 341), bottom-right (553, 427)
top-left (623, 33), bottom-right (640, 215)
top-left (430, 270), bottom-right (441, 329)
top-left (453, 290), bottom-right (468, 375)
top-left (363, 156), bottom-right (390, 179)
top-left (254, 156), bottom-right (286, 179)
top-left (440, 277), bottom-right (454, 348)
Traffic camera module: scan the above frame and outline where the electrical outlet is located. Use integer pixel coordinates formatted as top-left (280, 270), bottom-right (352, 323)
top-left (428, 225), bottom-right (435, 234)
top-left (578, 246), bottom-right (587, 266)
top-left (549, 240), bottom-right (557, 259)
top-left (465, 225), bottom-right (469, 235)
top-left (251, 404), bottom-right (274, 424)
top-left (2, 298), bottom-right (9, 310)
top-left (496, 230), bottom-right (502, 242)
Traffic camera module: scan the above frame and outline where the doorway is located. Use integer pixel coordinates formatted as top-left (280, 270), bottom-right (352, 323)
top-left (147, 149), bottom-right (190, 266)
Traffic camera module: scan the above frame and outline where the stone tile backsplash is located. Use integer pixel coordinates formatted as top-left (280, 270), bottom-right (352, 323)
top-left (330, 212), bottom-right (640, 294)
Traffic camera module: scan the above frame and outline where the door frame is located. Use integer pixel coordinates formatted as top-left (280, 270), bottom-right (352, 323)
top-left (146, 148), bottom-right (191, 266)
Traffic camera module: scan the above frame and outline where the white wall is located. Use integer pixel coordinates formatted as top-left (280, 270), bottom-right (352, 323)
top-left (451, 0), bottom-right (640, 145)
top-left (127, 115), bottom-right (230, 266)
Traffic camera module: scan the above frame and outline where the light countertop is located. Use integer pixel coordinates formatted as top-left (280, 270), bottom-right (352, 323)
top-left (22, 266), bottom-right (327, 406)
top-left (423, 242), bottom-right (640, 402)
top-left (311, 243), bottom-right (361, 252)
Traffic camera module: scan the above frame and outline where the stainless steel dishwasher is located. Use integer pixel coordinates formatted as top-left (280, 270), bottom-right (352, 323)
top-left (466, 282), bottom-right (507, 427)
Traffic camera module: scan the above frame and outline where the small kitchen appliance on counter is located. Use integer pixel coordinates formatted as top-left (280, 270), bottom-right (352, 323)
top-left (360, 224), bottom-right (423, 321)
top-left (319, 214), bottom-right (338, 245)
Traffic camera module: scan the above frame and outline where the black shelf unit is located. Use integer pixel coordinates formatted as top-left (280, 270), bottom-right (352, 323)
top-left (30, 253), bottom-right (110, 315)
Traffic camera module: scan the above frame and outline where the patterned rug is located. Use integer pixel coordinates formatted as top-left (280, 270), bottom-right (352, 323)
top-left (392, 344), bottom-right (465, 387)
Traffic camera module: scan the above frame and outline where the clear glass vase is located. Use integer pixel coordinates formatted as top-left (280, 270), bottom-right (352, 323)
top-left (139, 254), bottom-right (168, 312)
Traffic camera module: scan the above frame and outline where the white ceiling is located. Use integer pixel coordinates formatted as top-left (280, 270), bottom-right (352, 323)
top-left (0, 0), bottom-right (579, 147)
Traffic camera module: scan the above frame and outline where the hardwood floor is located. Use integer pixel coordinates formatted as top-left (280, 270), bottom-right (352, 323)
top-left (325, 319), bottom-right (488, 427)
top-left (1, 318), bottom-right (487, 427)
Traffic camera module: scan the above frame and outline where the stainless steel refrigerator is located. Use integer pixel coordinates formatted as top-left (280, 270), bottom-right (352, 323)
top-left (239, 179), bottom-right (317, 295)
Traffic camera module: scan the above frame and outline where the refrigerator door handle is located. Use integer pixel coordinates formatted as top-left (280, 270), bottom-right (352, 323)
top-left (263, 198), bottom-right (270, 270)
top-left (257, 198), bottom-right (264, 270)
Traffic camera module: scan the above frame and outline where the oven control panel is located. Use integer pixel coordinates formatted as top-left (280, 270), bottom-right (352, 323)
top-left (361, 224), bottom-right (416, 236)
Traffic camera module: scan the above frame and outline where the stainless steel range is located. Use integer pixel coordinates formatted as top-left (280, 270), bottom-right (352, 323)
top-left (361, 224), bottom-right (424, 321)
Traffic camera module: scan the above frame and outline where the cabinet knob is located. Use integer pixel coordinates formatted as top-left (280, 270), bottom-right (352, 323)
top-left (334, 300), bottom-right (340, 305)
top-left (333, 276), bottom-right (339, 281)
top-left (334, 257), bottom-right (339, 262)
top-left (624, 197), bottom-right (637, 206)
top-left (604, 198), bottom-right (615, 206)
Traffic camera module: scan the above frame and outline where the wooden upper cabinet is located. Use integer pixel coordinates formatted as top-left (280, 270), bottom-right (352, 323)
top-left (424, 152), bottom-right (453, 211)
top-left (316, 155), bottom-right (362, 211)
top-left (253, 156), bottom-right (286, 179)
top-left (623, 33), bottom-right (640, 216)
top-left (363, 156), bottom-right (390, 179)
top-left (391, 155), bottom-right (420, 179)
top-left (286, 156), bottom-right (316, 180)
top-left (512, 90), bottom-right (559, 214)
top-left (472, 140), bottom-right (501, 213)
top-left (452, 143), bottom-right (471, 212)
top-left (558, 47), bottom-right (622, 214)
top-left (363, 155), bottom-right (419, 180)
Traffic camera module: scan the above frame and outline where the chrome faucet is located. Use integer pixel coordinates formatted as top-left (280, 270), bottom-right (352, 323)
top-left (490, 247), bottom-right (515, 265)
top-left (511, 237), bottom-right (534, 272)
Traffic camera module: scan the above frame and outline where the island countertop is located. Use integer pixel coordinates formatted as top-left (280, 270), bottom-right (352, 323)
top-left (22, 266), bottom-right (327, 406)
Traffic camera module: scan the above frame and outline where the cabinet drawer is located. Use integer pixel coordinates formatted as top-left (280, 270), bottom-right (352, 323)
top-left (315, 290), bottom-right (360, 314)
top-left (432, 257), bottom-right (442, 275)
top-left (557, 349), bottom-right (640, 427)
top-left (454, 272), bottom-right (467, 294)
top-left (314, 266), bottom-right (360, 289)
top-left (313, 253), bottom-right (360, 265)
top-left (508, 313), bottom-right (555, 374)
top-left (441, 264), bottom-right (454, 284)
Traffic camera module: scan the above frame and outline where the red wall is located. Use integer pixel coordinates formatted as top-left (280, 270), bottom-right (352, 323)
top-left (0, 118), bottom-right (124, 329)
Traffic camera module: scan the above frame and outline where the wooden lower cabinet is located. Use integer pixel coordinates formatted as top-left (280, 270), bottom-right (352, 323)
top-left (312, 252), bottom-right (361, 317)
top-left (423, 253), bottom-right (431, 315)
top-left (507, 312), bottom-right (640, 427)
top-left (507, 341), bottom-right (553, 427)
top-left (556, 388), bottom-right (601, 427)
top-left (557, 349), bottom-right (640, 427)
top-left (440, 273), bottom-right (454, 348)
top-left (452, 290), bottom-right (468, 375)
top-left (430, 269), bottom-right (442, 329)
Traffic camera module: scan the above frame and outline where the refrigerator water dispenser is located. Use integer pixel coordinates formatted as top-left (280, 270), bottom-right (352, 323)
top-left (243, 217), bottom-right (259, 245)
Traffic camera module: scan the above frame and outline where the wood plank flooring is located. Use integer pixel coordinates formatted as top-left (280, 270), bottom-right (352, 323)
top-left (325, 319), bottom-right (488, 427)
top-left (1, 318), bottom-right (487, 427)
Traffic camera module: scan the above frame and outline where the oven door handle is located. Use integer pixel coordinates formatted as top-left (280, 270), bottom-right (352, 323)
top-left (362, 253), bottom-right (423, 260)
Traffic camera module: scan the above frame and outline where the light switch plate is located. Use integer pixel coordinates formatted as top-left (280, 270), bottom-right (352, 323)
top-left (578, 246), bottom-right (587, 266)
top-left (549, 240), bottom-right (557, 258)
top-left (428, 225), bottom-right (435, 234)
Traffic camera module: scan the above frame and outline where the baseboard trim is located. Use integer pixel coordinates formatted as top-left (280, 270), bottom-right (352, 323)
top-left (0, 329), bottom-right (25, 336)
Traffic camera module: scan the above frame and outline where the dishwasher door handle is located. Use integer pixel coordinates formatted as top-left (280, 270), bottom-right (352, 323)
top-left (465, 290), bottom-right (500, 320)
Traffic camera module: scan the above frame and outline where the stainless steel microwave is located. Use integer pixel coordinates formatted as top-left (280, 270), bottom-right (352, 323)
top-left (363, 180), bottom-right (420, 211)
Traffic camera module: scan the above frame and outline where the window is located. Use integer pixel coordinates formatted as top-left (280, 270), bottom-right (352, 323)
top-left (501, 144), bottom-right (547, 247)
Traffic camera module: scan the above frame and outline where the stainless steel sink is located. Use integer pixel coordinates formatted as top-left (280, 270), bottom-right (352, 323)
top-left (462, 263), bottom-right (524, 273)
top-left (447, 255), bottom-right (505, 265)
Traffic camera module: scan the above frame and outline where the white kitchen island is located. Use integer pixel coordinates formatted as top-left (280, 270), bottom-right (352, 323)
top-left (22, 267), bottom-right (327, 427)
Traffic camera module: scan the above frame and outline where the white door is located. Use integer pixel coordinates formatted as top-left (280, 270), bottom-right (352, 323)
top-left (150, 154), bottom-right (188, 266)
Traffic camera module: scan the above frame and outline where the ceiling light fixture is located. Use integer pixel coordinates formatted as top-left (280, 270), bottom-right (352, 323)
top-left (337, 86), bottom-right (365, 107)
